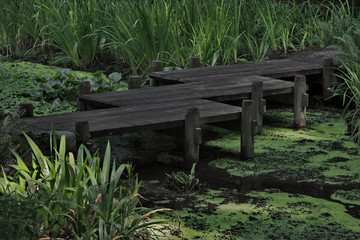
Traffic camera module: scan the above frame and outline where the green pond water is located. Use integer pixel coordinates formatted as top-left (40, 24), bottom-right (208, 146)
top-left (128, 107), bottom-right (360, 239)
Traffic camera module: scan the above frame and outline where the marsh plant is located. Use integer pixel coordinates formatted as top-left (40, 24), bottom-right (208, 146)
top-left (28, 68), bottom-right (122, 109)
top-left (166, 163), bottom-right (199, 194)
top-left (0, 116), bottom-right (21, 167)
top-left (333, 28), bottom-right (360, 143)
top-left (1, 0), bottom-right (359, 71)
top-left (0, 134), bottom-right (178, 238)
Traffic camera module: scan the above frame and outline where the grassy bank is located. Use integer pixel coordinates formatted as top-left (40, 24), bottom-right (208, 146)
top-left (0, 0), bottom-right (358, 71)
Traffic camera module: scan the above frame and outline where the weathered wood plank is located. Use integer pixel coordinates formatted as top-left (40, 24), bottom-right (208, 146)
top-left (80, 76), bottom-right (294, 108)
top-left (150, 59), bottom-right (322, 83)
top-left (19, 99), bottom-right (242, 137)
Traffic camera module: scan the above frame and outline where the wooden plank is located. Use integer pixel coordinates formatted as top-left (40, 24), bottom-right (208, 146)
top-left (80, 76), bottom-right (294, 108)
top-left (173, 66), bottom-right (322, 83)
top-left (19, 99), bottom-right (242, 137)
top-left (150, 59), bottom-right (322, 83)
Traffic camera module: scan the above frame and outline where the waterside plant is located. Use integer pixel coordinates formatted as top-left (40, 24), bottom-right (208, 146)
top-left (0, 134), bottom-right (179, 239)
top-left (0, 0), bottom-right (359, 71)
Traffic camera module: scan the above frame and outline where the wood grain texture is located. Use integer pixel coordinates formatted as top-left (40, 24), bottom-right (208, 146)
top-left (80, 76), bottom-right (294, 108)
top-left (150, 59), bottom-right (322, 83)
top-left (20, 99), bottom-right (242, 137)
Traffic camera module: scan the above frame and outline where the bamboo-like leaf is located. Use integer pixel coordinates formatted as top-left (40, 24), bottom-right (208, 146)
top-left (24, 133), bottom-right (50, 179)
top-left (59, 135), bottom-right (66, 164)
top-left (101, 141), bottom-right (111, 190)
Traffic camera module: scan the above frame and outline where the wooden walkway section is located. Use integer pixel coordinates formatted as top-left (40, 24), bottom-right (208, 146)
top-left (15, 57), bottom-right (328, 167)
top-left (80, 76), bottom-right (294, 109)
top-left (21, 99), bottom-right (242, 137)
top-left (150, 59), bottom-right (322, 84)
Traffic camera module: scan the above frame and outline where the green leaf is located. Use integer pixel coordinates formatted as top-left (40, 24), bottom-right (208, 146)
top-left (101, 141), bottom-right (111, 190)
top-left (24, 133), bottom-right (50, 179)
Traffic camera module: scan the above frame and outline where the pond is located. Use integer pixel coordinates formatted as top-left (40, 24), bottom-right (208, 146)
top-left (93, 106), bottom-right (360, 239)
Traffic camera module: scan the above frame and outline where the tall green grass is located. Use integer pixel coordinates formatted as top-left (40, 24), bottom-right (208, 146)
top-left (333, 27), bottom-right (360, 142)
top-left (0, 134), bottom-right (178, 238)
top-left (1, 0), bottom-right (358, 70)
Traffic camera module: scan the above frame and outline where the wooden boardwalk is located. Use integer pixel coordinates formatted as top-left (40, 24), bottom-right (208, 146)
top-left (21, 99), bottom-right (242, 137)
top-left (150, 59), bottom-right (322, 84)
top-left (80, 75), bottom-right (294, 109)
top-left (15, 57), bottom-right (326, 166)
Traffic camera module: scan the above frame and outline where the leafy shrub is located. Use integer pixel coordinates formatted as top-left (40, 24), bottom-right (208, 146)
top-left (166, 163), bottom-right (199, 194)
top-left (332, 26), bottom-right (360, 142)
top-left (0, 134), bottom-right (177, 238)
top-left (28, 69), bottom-right (123, 109)
top-left (0, 195), bottom-right (41, 240)
top-left (0, 116), bottom-right (21, 167)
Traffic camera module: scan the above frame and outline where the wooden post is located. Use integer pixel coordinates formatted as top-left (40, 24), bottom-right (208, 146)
top-left (241, 100), bottom-right (256, 160)
top-left (322, 57), bottom-right (335, 99)
top-left (78, 81), bottom-right (91, 111)
top-left (150, 60), bottom-right (162, 87)
top-left (184, 107), bottom-right (201, 169)
top-left (190, 56), bottom-right (201, 68)
top-left (251, 82), bottom-right (265, 134)
top-left (268, 49), bottom-right (281, 60)
top-left (128, 76), bottom-right (141, 89)
top-left (294, 75), bottom-right (308, 128)
top-left (75, 121), bottom-right (90, 145)
top-left (19, 103), bottom-right (34, 118)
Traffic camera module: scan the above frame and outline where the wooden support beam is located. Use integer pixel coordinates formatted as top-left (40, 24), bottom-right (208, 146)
top-left (294, 75), bottom-right (307, 128)
top-left (251, 81), bottom-right (265, 134)
top-left (190, 56), bottom-right (201, 68)
top-left (241, 100), bottom-right (256, 160)
top-left (78, 81), bottom-right (91, 111)
top-left (150, 60), bottom-right (163, 87)
top-left (322, 57), bottom-right (335, 99)
top-left (184, 107), bottom-right (201, 169)
top-left (19, 103), bottom-right (34, 118)
top-left (75, 121), bottom-right (90, 145)
top-left (128, 76), bottom-right (141, 89)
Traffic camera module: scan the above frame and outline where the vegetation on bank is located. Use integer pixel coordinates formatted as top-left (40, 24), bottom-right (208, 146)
top-left (1, 0), bottom-right (360, 239)
top-left (0, 0), bottom-right (358, 70)
top-left (0, 134), bottom-right (181, 239)
top-left (1, 0), bottom-right (360, 138)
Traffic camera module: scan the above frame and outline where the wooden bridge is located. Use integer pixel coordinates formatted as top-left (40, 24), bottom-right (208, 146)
top-left (17, 57), bottom-right (336, 168)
